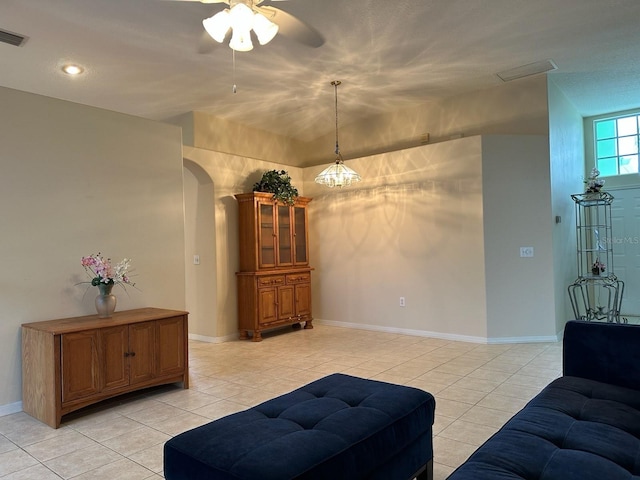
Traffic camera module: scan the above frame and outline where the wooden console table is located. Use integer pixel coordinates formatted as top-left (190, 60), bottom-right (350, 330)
top-left (22, 307), bottom-right (189, 428)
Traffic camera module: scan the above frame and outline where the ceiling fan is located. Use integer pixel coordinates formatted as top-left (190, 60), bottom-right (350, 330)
top-left (171, 0), bottom-right (325, 52)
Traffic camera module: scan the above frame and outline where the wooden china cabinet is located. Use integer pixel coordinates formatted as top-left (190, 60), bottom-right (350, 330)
top-left (235, 192), bottom-right (313, 341)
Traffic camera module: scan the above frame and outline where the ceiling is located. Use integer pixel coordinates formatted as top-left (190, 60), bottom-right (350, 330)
top-left (2, 0), bottom-right (640, 149)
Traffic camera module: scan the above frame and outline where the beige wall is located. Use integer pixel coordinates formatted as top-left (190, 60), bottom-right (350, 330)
top-left (0, 86), bottom-right (185, 412)
top-left (302, 135), bottom-right (558, 342)
top-left (303, 137), bottom-right (489, 339)
top-left (174, 111), bottom-right (308, 168)
top-left (180, 75), bottom-right (558, 344)
top-left (547, 79), bottom-right (585, 332)
top-left (183, 161), bottom-right (217, 340)
top-left (481, 135), bottom-right (556, 340)
top-left (1, 73), bottom-right (563, 413)
top-left (181, 146), bottom-right (304, 341)
top-left (301, 75), bottom-right (550, 166)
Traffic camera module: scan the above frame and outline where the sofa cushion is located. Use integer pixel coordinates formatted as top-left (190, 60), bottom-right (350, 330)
top-left (448, 375), bottom-right (640, 479)
top-left (164, 373), bottom-right (435, 480)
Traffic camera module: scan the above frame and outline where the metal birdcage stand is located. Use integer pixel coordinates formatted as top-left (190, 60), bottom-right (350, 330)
top-left (567, 191), bottom-right (625, 323)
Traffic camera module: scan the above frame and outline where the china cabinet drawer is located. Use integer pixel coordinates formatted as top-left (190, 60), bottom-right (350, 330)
top-left (258, 275), bottom-right (286, 287)
top-left (286, 273), bottom-right (310, 284)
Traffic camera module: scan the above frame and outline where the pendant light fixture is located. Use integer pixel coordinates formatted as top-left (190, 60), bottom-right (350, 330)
top-left (314, 80), bottom-right (362, 188)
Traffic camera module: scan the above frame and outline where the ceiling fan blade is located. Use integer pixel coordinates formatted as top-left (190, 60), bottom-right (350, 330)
top-left (256, 5), bottom-right (324, 48)
top-left (161, 0), bottom-right (228, 3)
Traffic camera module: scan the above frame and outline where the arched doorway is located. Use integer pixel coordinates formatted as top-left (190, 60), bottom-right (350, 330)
top-left (183, 159), bottom-right (217, 340)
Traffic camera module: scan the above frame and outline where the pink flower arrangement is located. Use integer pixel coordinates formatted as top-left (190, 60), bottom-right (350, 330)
top-left (81, 253), bottom-right (135, 288)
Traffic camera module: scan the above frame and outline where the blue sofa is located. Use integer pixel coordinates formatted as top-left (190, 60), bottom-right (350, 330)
top-left (448, 320), bottom-right (640, 479)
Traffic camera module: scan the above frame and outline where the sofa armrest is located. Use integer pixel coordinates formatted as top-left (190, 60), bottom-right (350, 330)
top-left (563, 320), bottom-right (640, 391)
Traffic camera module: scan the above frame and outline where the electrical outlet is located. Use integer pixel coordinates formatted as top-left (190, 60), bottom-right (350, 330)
top-left (193, 254), bottom-right (200, 265)
top-left (399, 297), bottom-right (406, 307)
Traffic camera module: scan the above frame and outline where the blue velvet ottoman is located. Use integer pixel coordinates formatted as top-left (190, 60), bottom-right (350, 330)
top-left (164, 373), bottom-right (435, 480)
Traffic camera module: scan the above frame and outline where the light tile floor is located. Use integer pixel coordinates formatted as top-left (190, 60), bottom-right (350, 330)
top-left (0, 324), bottom-right (562, 479)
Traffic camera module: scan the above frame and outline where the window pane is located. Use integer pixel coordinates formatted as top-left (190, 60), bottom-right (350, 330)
top-left (617, 116), bottom-right (638, 136)
top-left (597, 138), bottom-right (616, 158)
top-left (596, 119), bottom-right (616, 139)
top-left (620, 155), bottom-right (639, 174)
top-left (597, 157), bottom-right (618, 176)
top-left (619, 136), bottom-right (638, 156)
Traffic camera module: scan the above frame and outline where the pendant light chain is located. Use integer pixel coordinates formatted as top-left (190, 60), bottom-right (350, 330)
top-left (332, 80), bottom-right (341, 158)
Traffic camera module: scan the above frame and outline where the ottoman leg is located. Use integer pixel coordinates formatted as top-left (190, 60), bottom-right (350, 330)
top-left (415, 459), bottom-right (433, 480)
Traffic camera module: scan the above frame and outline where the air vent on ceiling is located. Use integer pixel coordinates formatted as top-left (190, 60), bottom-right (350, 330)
top-left (0, 28), bottom-right (27, 47)
top-left (497, 59), bottom-right (557, 82)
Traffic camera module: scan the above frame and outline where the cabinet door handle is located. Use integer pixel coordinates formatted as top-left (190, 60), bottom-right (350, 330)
top-left (124, 351), bottom-right (136, 357)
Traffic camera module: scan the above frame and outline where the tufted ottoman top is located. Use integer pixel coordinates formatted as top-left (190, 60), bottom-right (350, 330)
top-left (164, 373), bottom-right (435, 480)
top-left (448, 375), bottom-right (640, 479)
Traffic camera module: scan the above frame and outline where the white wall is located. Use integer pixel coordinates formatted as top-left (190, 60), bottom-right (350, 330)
top-left (547, 79), bottom-right (585, 332)
top-left (0, 86), bottom-right (185, 412)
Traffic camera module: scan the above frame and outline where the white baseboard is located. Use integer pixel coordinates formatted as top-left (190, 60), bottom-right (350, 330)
top-left (0, 401), bottom-right (22, 417)
top-left (188, 332), bottom-right (238, 344)
top-left (486, 334), bottom-right (560, 344)
top-left (315, 319), bottom-right (560, 344)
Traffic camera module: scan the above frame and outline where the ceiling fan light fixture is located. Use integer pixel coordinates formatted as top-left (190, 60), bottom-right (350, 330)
top-left (229, 28), bottom-right (253, 51)
top-left (202, 9), bottom-right (231, 43)
top-left (253, 12), bottom-right (279, 45)
top-left (228, 2), bottom-right (254, 31)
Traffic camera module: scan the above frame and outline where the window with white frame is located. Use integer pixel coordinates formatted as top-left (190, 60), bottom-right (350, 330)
top-left (594, 113), bottom-right (640, 177)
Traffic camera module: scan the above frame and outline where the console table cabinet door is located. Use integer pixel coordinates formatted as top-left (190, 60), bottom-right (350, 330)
top-left (100, 326), bottom-right (129, 392)
top-left (61, 331), bottom-right (100, 403)
top-left (156, 316), bottom-right (186, 377)
top-left (128, 322), bottom-right (155, 385)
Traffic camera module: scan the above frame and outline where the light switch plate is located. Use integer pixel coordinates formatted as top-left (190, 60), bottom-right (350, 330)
top-left (520, 247), bottom-right (534, 258)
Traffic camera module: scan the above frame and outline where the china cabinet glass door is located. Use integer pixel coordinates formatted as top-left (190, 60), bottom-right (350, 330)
top-left (258, 203), bottom-right (276, 268)
top-left (294, 206), bottom-right (308, 265)
top-left (277, 205), bottom-right (293, 265)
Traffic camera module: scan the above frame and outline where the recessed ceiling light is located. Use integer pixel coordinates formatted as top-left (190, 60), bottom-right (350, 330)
top-left (61, 64), bottom-right (84, 76)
